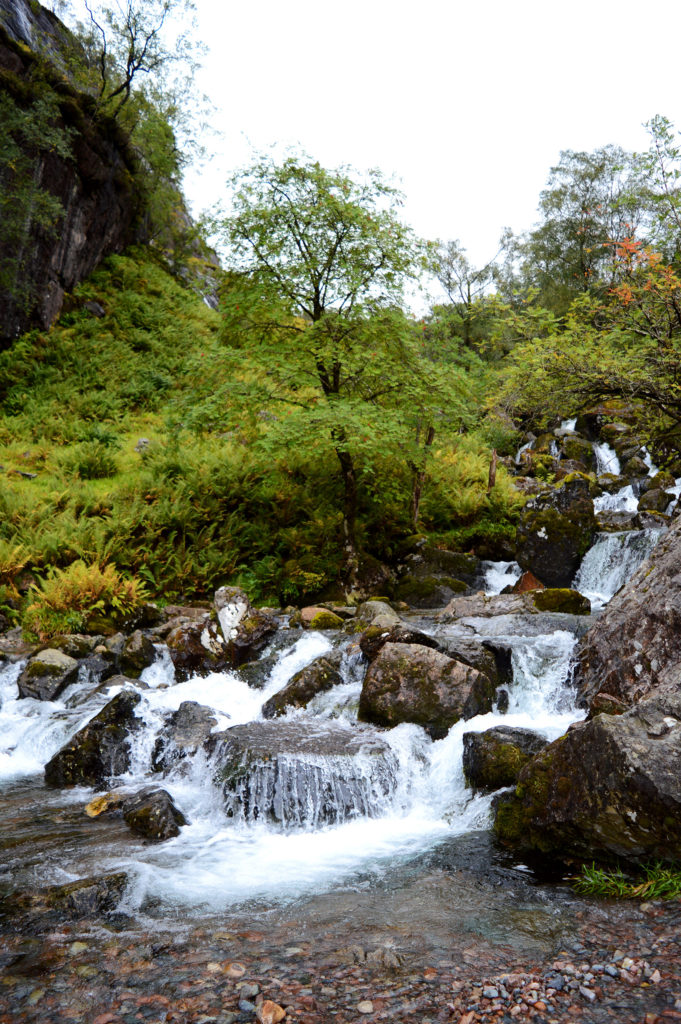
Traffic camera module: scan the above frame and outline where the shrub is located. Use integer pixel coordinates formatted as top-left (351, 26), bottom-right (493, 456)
top-left (23, 560), bottom-right (148, 639)
top-left (62, 441), bottom-right (119, 480)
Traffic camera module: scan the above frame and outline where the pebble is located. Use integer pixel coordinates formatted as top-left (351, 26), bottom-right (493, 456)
top-left (357, 1000), bottom-right (374, 1014)
top-left (257, 1001), bottom-right (286, 1024)
top-left (579, 985), bottom-right (596, 1002)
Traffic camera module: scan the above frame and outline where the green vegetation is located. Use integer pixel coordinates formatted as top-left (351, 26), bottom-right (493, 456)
top-left (572, 861), bottom-right (681, 901)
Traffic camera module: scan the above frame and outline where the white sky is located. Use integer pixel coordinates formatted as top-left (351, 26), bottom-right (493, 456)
top-left (183, 0), bottom-right (678, 272)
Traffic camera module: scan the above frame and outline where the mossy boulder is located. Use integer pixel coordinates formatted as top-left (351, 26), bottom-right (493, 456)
top-left (17, 648), bottom-right (79, 701)
top-left (405, 546), bottom-right (478, 582)
top-left (151, 701), bottom-right (218, 773)
top-left (359, 624), bottom-right (441, 663)
top-left (1, 872), bottom-right (129, 925)
top-left (515, 477), bottom-right (597, 587)
top-left (463, 726), bottom-right (549, 792)
top-left (621, 454), bottom-right (649, 479)
top-left (532, 588), bottom-right (591, 615)
top-left (358, 642), bottom-right (495, 739)
top-left (641, 470), bottom-right (676, 493)
top-left (44, 690), bottom-right (142, 787)
top-left (561, 435), bottom-right (595, 470)
top-left (637, 488), bottom-right (672, 513)
top-left (393, 574), bottom-right (468, 608)
top-left (261, 652), bottom-right (344, 718)
top-left (308, 610), bottom-right (344, 630)
top-left (494, 694), bottom-right (681, 865)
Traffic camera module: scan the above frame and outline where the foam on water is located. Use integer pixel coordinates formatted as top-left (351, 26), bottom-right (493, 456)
top-left (593, 442), bottom-right (621, 476)
top-left (574, 528), bottom-right (664, 609)
top-left (483, 560), bottom-right (522, 595)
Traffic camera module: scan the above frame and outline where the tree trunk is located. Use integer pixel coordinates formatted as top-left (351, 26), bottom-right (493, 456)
top-left (335, 446), bottom-right (359, 591)
top-left (409, 425), bottom-right (435, 529)
top-left (487, 448), bottom-right (498, 494)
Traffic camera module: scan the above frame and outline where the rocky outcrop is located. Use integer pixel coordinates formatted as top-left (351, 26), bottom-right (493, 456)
top-left (358, 643), bottom-right (495, 739)
top-left (575, 513), bottom-right (681, 711)
top-left (44, 690), bottom-right (142, 787)
top-left (214, 586), bottom-right (278, 666)
top-left (261, 652), bottom-right (344, 718)
top-left (211, 720), bottom-right (397, 827)
top-left (494, 694), bottom-right (681, 864)
top-left (17, 648), bottom-right (79, 700)
top-left (463, 726), bottom-right (548, 792)
top-left (0, 8), bottom-right (141, 344)
top-left (515, 477), bottom-right (597, 587)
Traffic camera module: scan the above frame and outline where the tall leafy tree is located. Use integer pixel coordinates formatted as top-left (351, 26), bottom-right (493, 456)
top-left (217, 154), bottom-right (473, 583)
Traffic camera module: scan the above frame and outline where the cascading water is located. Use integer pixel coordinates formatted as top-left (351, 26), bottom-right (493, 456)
top-left (593, 441), bottom-right (621, 476)
top-left (482, 560), bottom-right (522, 594)
top-left (573, 528), bottom-right (665, 609)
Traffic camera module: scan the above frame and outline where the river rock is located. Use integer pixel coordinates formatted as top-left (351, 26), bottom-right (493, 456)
top-left (17, 648), bottom-right (80, 701)
top-left (358, 643), bottom-right (495, 739)
top-left (165, 615), bottom-right (227, 681)
top-left (437, 637), bottom-right (512, 689)
top-left (121, 787), bottom-right (187, 840)
top-left (463, 726), bottom-right (549, 792)
top-left (261, 652), bottom-right (344, 718)
top-left (210, 720), bottom-right (397, 826)
top-left (532, 588), bottom-right (591, 615)
top-left (299, 606), bottom-right (344, 629)
top-left (351, 600), bottom-right (401, 631)
top-left (359, 624), bottom-right (441, 662)
top-left (44, 690), bottom-right (142, 787)
top-left (494, 693), bottom-right (681, 864)
top-left (560, 435), bottom-right (596, 470)
top-left (404, 546), bottom-right (479, 583)
top-left (151, 700), bottom-right (218, 772)
top-left (515, 476), bottom-right (597, 586)
top-left (393, 574), bottom-right (468, 607)
top-left (117, 629), bottom-right (156, 678)
top-left (621, 454), bottom-right (649, 479)
top-left (575, 512), bottom-right (681, 710)
top-left (637, 487), bottom-right (672, 513)
top-left (1, 872), bottom-right (129, 924)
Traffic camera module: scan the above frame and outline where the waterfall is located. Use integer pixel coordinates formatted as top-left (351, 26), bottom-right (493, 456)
top-left (573, 528), bottom-right (664, 609)
top-left (593, 442), bottom-right (620, 476)
top-left (482, 560), bottom-right (522, 595)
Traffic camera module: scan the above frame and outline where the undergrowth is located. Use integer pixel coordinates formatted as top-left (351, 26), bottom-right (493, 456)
top-left (572, 862), bottom-right (681, 901)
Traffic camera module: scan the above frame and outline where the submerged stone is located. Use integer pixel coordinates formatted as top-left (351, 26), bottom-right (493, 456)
top-left (261, 652), bottom-right (343, 718)
top-left (122, 787), bottom-right (187, 841)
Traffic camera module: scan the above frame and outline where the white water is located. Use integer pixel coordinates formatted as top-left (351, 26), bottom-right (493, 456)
top-left (573, 528), bottom-right (665, 609)
top-left (593, 441), bottom-right (621, 476)
top-left (483, 560), bottom-right (522, 595)
top-left (0, 618), bottom-right (583, 912)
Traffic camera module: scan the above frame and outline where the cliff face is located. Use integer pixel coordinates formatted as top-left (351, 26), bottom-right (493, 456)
top-left (0, 2), bottom-right (142, 345)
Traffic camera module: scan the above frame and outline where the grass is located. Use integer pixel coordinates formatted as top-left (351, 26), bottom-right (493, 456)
top-left (571, 861), bottom-right (681, 901)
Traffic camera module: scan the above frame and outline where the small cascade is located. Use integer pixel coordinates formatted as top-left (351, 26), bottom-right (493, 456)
top-left (593, 484), bottom-right (638, 514)
top-left (482, 560), bottom-right (522, 595)
top-left (573, 528), bottom-right (664, 609)
top-left (515, 440), bottom-right (533, 464)
top-left (560, 417), bottom-right (577, 432)
top-left (642, 446), bottom-right (658, 476)
top-left (593, 442), bottom-right (621, 476)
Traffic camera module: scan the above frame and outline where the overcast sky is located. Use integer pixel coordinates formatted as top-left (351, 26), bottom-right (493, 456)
top-left (182, 0), bottom-right (678, 274)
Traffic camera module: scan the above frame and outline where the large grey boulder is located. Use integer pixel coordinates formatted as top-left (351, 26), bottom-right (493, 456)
top-left (17, 648), bottom-right (79, 701)
top-left (575, 513), bottom-right (679, 711)
top-left (210, 720), bottom-right (397, 827)
top-left (358, 643), bottom-right (495, 739)
top-left (494, 694), bottom-right (681, 865)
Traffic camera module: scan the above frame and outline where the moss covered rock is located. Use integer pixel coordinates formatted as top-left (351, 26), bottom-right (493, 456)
top-left (463, 726), bottom-right (548, 792)
top-left (393, 574), bottom-right (468, 608)
top-left (121, 787), bottom-right (187, 841)
top-left (17, 648), bottom-right (79, 701)
top-left (494, 694), bottom-right (681, 865)
top-left (515, 477), bottom-right (597, 587)
top-left (532, 588), bottom-right (591, 615)
top-left (637, 488), bottom-right (672, 513)
top-left (308, 610), bottom-right (344, 630)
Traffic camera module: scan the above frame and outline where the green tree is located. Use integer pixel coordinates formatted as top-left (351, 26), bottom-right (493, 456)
top-left (217, 154), bottom-right (473, 583)
top-left (509, 146), bottom-right (648, 313)
top-left (431, 238), bottom-right (502, 352)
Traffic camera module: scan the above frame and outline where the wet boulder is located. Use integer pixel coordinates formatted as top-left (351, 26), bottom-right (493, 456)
top-left (121, 787), bottom-right (187, 841)
top-left (494, 694), bottom-right (681, 865)
top-left (532, 589), bottom-right (591, 615)
top-left (463, 726), bottom-right (549, 792)
top-left (359, 624), bottom-right (441, 663)
top-left (575, 512), bottom-right (681, 711)
top-left (404, 546), bottom-right (479, 584)
top-left (300, 606), bottom-right (344, 629)
top-left (621, 454), bottom-right (649, 480)
top-left (437, 636), bottom-right (512, 690)
top-left (393, 575), bottom-right (468, 608)
top-left (1, 872), bottom-right (128, 925)
top-left (152, 700), bottom-right (218, 772)
top-left (358, 643), bottom-right (496, 739)
top-left (17, 648), bottom-right (79, 701)
top-left (261, 652), bottom-right (344, 718)
top-left (515, 476), bottom-right (597, 586)
top-left (117, 629), bottom-right (156, 678)
top-left (44, 690), bottom-right (142, 787)
top-left (560, 434), bottom-right (596, 470)
top-left (166, 615), bottom-right (230, 681)
top-left (211, 720), bottom-right (397, 827)
top-left (351, 600), bottom-right (401, 631)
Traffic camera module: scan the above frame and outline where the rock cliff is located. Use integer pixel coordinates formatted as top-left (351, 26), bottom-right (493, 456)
top-left (0, 1), bottom-right (141, 345)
